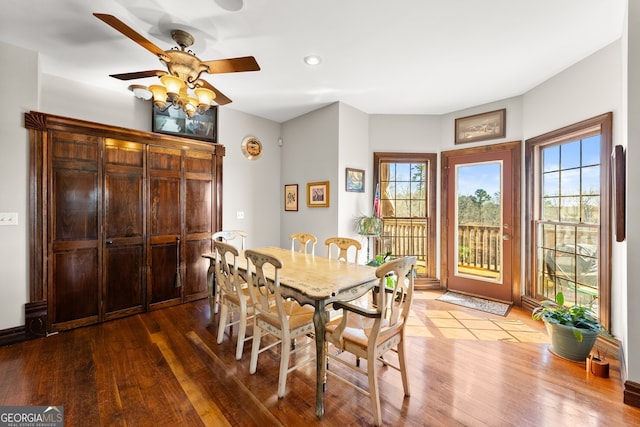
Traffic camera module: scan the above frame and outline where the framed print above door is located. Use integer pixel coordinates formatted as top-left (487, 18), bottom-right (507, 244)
top-left (455, 109), bottom-right (506, 144)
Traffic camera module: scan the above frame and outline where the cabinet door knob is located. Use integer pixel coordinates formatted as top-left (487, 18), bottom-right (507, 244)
top-left (106, 240), bottom-right (113, 245)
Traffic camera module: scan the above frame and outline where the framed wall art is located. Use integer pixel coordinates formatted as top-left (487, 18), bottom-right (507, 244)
top-left (307, 181), bottom-right (330, 207)
top-left (284, 184), bottom-right (298, 212)
top-left (345, 168), bottom-right (365, 192)
top-left (455, 108), bottom-right (506, 144)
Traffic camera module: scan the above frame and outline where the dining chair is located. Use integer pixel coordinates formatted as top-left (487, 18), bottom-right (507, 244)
top-left (245, 249), bottom-right (315, 398)
top-left (324, 256), bottom-right (417, 427)
top-left (209, 230), bottom-right (248, 314)
top-left (214, 241), bottom-right (254, 360)
top-left (212, 230), bottom-right (248, 250)
top-left (324, 237), bottom-right (362, 263)
top-left (290, 233), bottom-right (317, 255)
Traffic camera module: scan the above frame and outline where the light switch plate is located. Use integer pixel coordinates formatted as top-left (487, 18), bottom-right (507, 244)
top-left (0, 212), bottom-right (18, 225)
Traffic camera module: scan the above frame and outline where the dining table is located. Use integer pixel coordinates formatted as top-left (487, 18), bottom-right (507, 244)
top-left (202, 246), bottom-right (379, 419)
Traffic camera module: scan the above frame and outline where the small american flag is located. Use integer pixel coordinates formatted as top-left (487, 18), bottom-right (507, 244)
top-left (374, 183), bottom-right (382, 217)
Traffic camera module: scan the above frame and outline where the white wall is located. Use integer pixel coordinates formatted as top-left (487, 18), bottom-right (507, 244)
top-left (0, 42), bottom-right (37, 329)
top-left (337, 103), bottom-right (369, 261)
top-left (280, 103), bottom-right (340, 249)
top-left (217, 107), bottom-right (281, 249)
top-left (625, 0), bottom-right (639, 385)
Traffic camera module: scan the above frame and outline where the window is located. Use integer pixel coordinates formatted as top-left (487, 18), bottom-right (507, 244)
top-left (373, 153), bottom-right (438, 286)
top-left (525, 113), bottom-right (612, 328)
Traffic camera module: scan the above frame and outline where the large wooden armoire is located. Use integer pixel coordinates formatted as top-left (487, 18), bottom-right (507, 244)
top-left (24, 111), bottom-right (224, 335)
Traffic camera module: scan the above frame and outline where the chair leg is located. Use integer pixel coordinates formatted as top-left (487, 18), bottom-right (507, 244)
top-left (397, 339), bottom-right (410, 396)
top-left (368, 353), bottom-right (382, 427)
top-left (249, 325), bottom-right (262, 374)
top-left (235, 311), bottom-right (247, 360)
top-left (216, 303), bottom-right (229, 344)
top-left (278, 336), bottom-right (291, 398)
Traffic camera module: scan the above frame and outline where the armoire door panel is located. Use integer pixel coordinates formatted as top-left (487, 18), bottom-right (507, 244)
top-left (105, 174), bottom-right (144, 238)
top-left (186, 179), bottom-right (212, 234)
top-left (52, 169), bottom-right (99, 241)
top-left (149, 147), bottom-right (182, 172)
top-left (185, 151), bottom-right (213, 174)
top-left (51, 131), bottom-right (99, 163)
top-left (149, 243), bottom-right (181, 307)
top-left (149, 177), bottom-right (181, 236)
top-left (184, 238), bottom-right (212, 301)
top-left (104, 245), bottom-right (145, 318)
top-left (104, 139), bottom-right (145, 168)
top-left (104, 139), bottom-right (146, 320)
top-left (52, 248), bottom-right (99, 325)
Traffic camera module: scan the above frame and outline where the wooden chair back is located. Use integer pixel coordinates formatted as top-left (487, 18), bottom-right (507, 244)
top-left (290, 233), bottom-right (317, 255)
top-left (324, 237), bottom-right (361, 263)
top-left (213, 230), bottom-right (248, 251)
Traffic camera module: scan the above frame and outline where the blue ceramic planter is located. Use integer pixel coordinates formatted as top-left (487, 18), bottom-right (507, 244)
top-left (545, 321), bottom-right (599, 362)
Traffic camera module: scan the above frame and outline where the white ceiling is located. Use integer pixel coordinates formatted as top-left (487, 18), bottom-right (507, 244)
top-left (0, 0), bottom-right (626, 123)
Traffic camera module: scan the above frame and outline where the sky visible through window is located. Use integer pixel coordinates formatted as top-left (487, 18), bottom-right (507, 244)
top-left (456, 162), bottom-right (501, 197)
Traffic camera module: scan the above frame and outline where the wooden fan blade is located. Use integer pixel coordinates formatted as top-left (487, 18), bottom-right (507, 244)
top-left (94, 13), bottom-right (166, 57)
top-left (199, 80), bottom-right (232, 105)
top-left (109, 70), bottom-right (166, 80)
top-left (200, 56), bottom-right (261, 74)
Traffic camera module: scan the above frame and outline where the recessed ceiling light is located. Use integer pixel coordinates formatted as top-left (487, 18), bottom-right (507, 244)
top-left (215, 0), bottom-right (244, 11)
top-left (304, 55), bottom-right (322, 65)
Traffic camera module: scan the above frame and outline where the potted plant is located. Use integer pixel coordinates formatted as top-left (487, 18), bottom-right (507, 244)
top-left (355, 214), bottom-right (383, 237)
top-left (532, 292), bottom-right (610, 362)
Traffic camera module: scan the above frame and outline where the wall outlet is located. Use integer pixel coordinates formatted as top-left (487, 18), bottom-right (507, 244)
top-left (237, 211), bottom-right (245, 220)
top-left (0, 212), bottom-right (18, 225)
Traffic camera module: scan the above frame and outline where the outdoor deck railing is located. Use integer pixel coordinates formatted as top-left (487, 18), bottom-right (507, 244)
top-left (457, 224), bottom-right (501, 272)
top-left (378, 220), bottom-right (501, 274)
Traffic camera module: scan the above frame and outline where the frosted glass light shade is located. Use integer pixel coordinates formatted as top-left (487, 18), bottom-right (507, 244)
top-left (194, 87), bottom-right (216, 105)
top-left (149, 85), bottom-right (168, 108)
top-left (160, 75), bottom-right (185, 95)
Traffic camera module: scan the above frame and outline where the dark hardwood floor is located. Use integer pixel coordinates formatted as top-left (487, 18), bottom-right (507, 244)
top-left (1, 290), bottom-right (638, 426)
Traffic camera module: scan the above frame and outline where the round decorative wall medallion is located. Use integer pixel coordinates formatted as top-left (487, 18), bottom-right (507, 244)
top-left (241, 135), bottom-right (262, 160)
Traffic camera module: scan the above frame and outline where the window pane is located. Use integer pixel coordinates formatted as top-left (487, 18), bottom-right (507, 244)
top-left (560, 169), bottom-right (580, 197)
top-left (560, 197), bottom-right (581, 222)
top-left (582, 135), bottom-right (601, 167)
top-left (543, 172), bottom-right (559, 197)
top-left (581, 195), bottom-right (600, 224)
top-left (561, 140), bottom-right (581, 169)
top-left (543, 145), bottom-right (560, 172)
top-left (543, 197), bottom-right (559, 221)
top-left (581, 165), bottom-right (600, 195)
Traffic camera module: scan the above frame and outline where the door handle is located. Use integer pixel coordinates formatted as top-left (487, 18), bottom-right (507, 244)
top-left (502, 234), bottom-right (511, 241)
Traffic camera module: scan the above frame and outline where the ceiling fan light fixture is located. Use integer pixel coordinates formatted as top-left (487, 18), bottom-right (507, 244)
top-left (128, 84), bottom-right (152, 100)
top-left (195, 87), bottom-right (216, 104)
top-left (160, 75), bottom-right (185, 100)
top-left (149, 86), bottom-right (168, 108)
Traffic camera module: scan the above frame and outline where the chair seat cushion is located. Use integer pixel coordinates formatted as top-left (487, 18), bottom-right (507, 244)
top-left (257, 300), bottom-right (314, 330)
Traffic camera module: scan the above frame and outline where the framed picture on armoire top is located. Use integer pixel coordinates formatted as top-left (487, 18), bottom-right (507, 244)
top-left (152, 104), bottom-right (218, 143)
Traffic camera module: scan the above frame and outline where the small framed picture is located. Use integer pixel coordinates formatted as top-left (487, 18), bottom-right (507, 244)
top-left (455, 108), bottom-right (506, 144)
top-left (307, 181), bottom-right (330, 208)
top-left (284, 184), bottom-right (298, 212)
top-left (345, 168), bottom-right (365, 192)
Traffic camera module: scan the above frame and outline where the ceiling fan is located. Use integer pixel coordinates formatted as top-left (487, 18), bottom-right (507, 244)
top-left (94, 13), bottom-right (260, 115)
